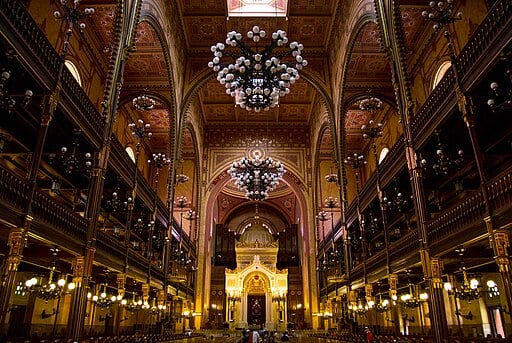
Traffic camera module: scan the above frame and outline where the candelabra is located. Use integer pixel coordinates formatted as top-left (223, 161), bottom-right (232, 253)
top-left (383, 179), bottom-right (412, 213)
top-left (24, 249), bottom-right (74, 302)
top-left (168, 196), bottom-right (189, 283)
top-left (376, 296), bottom-right (389, 313)
top-left (444, 260), bottom-right (480, 302)
top-left (0, 68), bottom-right (33, 113)
top-left (184, 209), bottom-right (198, 271)
top-left (325, 166), bottom-right (339, 184)
top-left (175, 161), bottom-right (190, 184)
top-left (359, 93), bottom-right (383, 113)
top-left (488, 51), bottom-right (512, 112)
top-left (208, 26), bottom-right (307, 111)
top-left (316, 210), bottom-right (330, 271)
top-left (420, 131), bottom-right (464, 176)
top-left (128, 119), bottom-right (153, 141)
top-left (344, 153), bottom-right (367, 240)
top-left (422, 0), bottom-right (462, 32)
top-left (132, 88), bottom-right (156, 112)
top-left (54, 0), bottom-right (95, 32)
top-left (124, 119), bottom-right (152, 265)
top-left (88, 283), bottom-right (121, 309)
top-left (49, 129), bottom-right (92, 175)
top-left (122, 292), bottom-right (144, 312)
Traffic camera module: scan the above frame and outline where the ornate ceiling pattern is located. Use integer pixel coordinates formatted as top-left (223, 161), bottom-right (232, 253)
top-left (82, 0), bottom-right (434, 218)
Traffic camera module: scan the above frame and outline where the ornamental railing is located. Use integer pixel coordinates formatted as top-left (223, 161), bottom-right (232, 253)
top-left (0, 0), bottom-right (104, 142)
top-left (427, 191), bottom-right (486, 252)
top-left (411, 0), bottom-right (512, 141)
top-left (0, 165), bottom-right (162, 279)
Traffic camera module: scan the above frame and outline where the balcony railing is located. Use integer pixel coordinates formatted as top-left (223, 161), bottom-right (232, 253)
top-left (411, 0), bottom-right (512, 142)
top-left (0, 0), bottom-right (105, 143)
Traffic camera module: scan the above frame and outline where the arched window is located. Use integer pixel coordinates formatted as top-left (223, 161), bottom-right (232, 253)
top-left (379, 147), bottom-right (389, 164)
top-left (432, 61), bottom-right (451, 90)
top-left (65, 60), bottom-right (82, 86)
top-left (125, 146), bottom-right (135, 162)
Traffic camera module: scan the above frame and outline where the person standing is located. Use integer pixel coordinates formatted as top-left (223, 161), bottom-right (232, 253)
top-left (365, 327), bottom-right (374, 343)
top-left (252, 330), bottom-right (260, 343)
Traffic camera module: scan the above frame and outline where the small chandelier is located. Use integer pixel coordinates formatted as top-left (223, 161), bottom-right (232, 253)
top-left (359, 95), bottom-right (382, 113)
top-left (228, 153), bottom-right (285, 201)
top-left (208, 26), bottom-right (307, 112)
top-left (24, 249), bottom-right (74, 302)
top-left (324, 166), bottom-right (339, 184)
top-left (132, 89), bottom-right (156, 112)
top-left (88, 284), bottom-right (121, 309)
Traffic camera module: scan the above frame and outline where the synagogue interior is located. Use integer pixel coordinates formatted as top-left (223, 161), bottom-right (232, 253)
top-left (0, 0), bottom-right (511, 342)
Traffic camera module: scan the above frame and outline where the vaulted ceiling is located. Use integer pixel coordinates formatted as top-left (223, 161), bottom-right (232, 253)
top-left (85, 0), bottom-right (431, 152)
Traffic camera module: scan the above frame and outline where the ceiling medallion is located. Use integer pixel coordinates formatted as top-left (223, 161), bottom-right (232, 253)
top-left (208, 26), bottom-right (307, 112)
top-left (228, 140), bottom-right (285, 201)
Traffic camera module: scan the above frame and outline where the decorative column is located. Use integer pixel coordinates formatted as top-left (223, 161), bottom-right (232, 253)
top-left (429, 258), bottom-right (447, 337)
top-left (373, 0), bottom-right (449, 340)
top-left (0, 229), bottom-right (25, 333)
top-left (388, 274), bottom-right (400, 335)
top-left (114, 273), bottom-right (126, 335)
top-left (344, 153), bottom-right (367, 282)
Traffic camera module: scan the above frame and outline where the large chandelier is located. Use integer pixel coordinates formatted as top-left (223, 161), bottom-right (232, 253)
top-left (208, 26), bottom-right (307, 112)
top-left (228, 147), bottom-right (285, 201)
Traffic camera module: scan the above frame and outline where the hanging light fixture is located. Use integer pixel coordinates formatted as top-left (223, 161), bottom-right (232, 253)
top-left (228, 144), bottom-right (285, 201)
top-left (420, 130), bottom-right (464, 175)
top-left (359, 94), bottom-right (382, 113)
top-left (132, 88), bottom-right (156, 112)
top-left (444, 247), bottom-right (480, 302)
top-left (208, 26), bottom-right (307, 112)
top-left (88, 283), bottom-right (120, 309)
top-left (24, 248), bottom-right (74, 302)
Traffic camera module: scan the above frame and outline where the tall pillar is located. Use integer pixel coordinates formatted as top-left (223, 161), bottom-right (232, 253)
top-left (0, 228), bottom-right (26, 334)
top-left (114, 273), bottom-right (126, 335)
top-left (427, 257), bottom-right (448, 338)
top-left (67, 251), bottom-right (94, 339)
top-left (388, 274), bottom-right (400, 335)
top-left (491, 229), bottom-right (512, 320)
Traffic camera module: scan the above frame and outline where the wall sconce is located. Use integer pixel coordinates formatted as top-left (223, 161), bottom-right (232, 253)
top-left (99, 313), bottom-right (113, 322)
top-left (455, 310), bottom-right (473, 320)
top-left (41, 308), bottom-right (56, 319)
